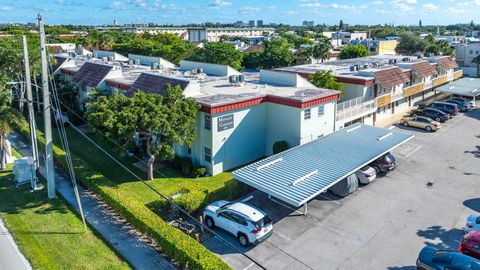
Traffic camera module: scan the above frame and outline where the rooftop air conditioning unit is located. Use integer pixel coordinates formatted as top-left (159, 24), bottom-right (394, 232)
top-left (102, 57), bottom-right (108, 62)
top-left (191, 69), bottom-right (198, 75)
top-left (107, 56), bottom-right (113, 61)
top-left (417, 55), bottom-right (423, 59)
top-left (425, 53), bottom-right (434, 58)
top-left (238, 74), bottom-right (246, 84)
top-left (349, 65), bottom-right (356, 72)
top-left (363, 64), bottom-right (369, 69)
top-left (402, 57), bottom-right (410, 62)
top-left (388, 59), bottom-right (394, 64)
top-left (229, 75), bottom-right (239, 85)
top-left (197, 68), bottom-right (203, 74)
top-left (133, 59), bottom-right (140, 65)
top-left (151, 62), bottom-right (159, 70)
top-left (128, 59), bottom-right (134, 65)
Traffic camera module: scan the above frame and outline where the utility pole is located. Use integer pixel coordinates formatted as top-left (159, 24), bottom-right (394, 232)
top-left (22, 35), bottom-right (40, 170)
top-left (38, 14), bottom-right (55, 199)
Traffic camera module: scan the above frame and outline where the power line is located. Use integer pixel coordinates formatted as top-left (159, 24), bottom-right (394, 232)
top-left (17, 97), bottom-right (268, 269)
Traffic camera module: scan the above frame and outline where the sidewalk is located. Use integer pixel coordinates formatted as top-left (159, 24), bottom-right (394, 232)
top-left (8, 132), bottom-right (175, 270)
top-left (0, 218), bottom-right (31, 270)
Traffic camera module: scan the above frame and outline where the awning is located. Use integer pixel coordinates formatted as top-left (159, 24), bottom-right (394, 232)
top-left (436, 78), bottom-right (480, 97)
top-left (233, 124), bottom-right (414, 207)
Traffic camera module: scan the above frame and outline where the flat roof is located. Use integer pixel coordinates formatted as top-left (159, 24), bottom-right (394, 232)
top-left (233, 124), bottom-right (414, 207)
top-left (436, 78), bottom-right (480, 97)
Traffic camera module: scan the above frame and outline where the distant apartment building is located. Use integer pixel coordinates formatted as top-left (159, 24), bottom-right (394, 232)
top-left (187, 27), bottom-right (275, 42)
top-left (302, 20), bottom-right (314, 26)
top-left (455, 42), bottom-right (480, 76)
top-left (350, 39), bottom-right (399, 55)
top-left (257, 20), bottom-right (264, 27)
top-left (248, 20), bottom-right (255, 27)
top-left (123, 26), bottom-right (189, 39)
top-left (276, 55), bottom-right (462, 128)
top-left (435, 35), bottom-right (465, 46)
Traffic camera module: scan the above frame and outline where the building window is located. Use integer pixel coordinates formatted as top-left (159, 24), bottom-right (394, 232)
top-left (318, 105), bottom-right (325, 117)
top-left (204, 115), bottom-right (211, 130)
top-left (470, 50), bottom-right (474, 54)
top-left (204, 147), bottom-right (212, 163)
top-left (304, 109), bottom-right (311, 120)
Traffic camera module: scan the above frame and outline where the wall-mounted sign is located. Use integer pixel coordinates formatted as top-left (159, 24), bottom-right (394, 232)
top-left (217, 114), bottom-right (234, 131)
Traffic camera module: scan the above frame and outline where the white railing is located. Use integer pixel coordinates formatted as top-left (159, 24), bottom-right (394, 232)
top-left (424, 80), bottom-right (432, 90)
top-left (336, 97), bottom-right (377, 121)
top-left (391, 91), bottom-right (404, 102)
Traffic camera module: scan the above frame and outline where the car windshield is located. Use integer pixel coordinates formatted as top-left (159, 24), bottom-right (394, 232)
top-left (253, 215), bottom-right (272, 229)
top-left (384, 153), bottom-right (395, 162)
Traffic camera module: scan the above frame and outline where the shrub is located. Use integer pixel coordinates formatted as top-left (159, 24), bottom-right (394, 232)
top-left (179, 157), bottom-right (193, 176)
top-left (15, 116), bottom-right (231, 270)
top-left (272, 141), bottom-right (288, 155)
top-left (192, 166), bottom-right (207, 178)
top-left (174, 188), bottom-right (208, 214)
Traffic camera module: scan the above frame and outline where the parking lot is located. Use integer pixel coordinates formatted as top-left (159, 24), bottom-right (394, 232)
top-left (203, 103), bottom-right (480, 270)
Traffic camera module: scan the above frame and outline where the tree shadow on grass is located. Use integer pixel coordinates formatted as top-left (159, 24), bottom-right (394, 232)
top-left (417, 225), bottom-right (464, 251)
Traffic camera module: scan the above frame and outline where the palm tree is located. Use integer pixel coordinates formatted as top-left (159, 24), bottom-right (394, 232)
top-left (0, 118), bottom-right (11, 170)
top-left (313, 38), bottom-right (333, 63)
top-left (473, 55), bottom-right (480, 77)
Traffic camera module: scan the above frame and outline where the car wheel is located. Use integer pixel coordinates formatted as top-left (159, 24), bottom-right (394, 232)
top-left (372, 165), bottom-right (381, 175)
top-left (412, 114), bottom-right (417, 117)
top-left (425, 126), bottom-right (432, 132)
top-left (238, 233), bottom-right (249, 247)
top-left (435, 117), bottom-right (441, 122)
top-left (402, 121), bottom-right (409, 127)
top-left (205, 216), bottom-right (215, 229)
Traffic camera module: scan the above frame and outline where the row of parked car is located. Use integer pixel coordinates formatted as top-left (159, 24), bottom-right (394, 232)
top-left (201, 153), bottom-right (397, 247)
top-left (416, 216), bottom-right (480, 270)
top-left (400, 97), bottom-right (474, 132)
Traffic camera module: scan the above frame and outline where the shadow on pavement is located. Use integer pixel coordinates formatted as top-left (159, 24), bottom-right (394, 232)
top-left (387, 266), bottom-right (416, 270)
top-left (464, 198), bottom-right (480, 212)
top-left (417, 225), bottom-right (464, 250)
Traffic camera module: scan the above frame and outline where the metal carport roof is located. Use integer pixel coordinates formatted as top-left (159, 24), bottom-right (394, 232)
top-left (233, 124), bottom-right (414, 208)
top-left (436, 78), bottom-right (480, 97)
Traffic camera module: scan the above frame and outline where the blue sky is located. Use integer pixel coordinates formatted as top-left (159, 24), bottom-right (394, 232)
top-left (0, 0), bottom-right (479, 26)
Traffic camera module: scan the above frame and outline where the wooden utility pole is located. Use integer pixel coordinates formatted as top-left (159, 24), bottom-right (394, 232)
top-left (38, 14), bottom-right (55, 199)
top-left (22, 35), bottom-right (40, 170)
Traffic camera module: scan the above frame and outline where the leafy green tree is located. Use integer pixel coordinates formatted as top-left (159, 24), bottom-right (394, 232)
top-left (435, 40), bottom-right (454, 56)
top-left (395, 33), bottom-right (427, 55)
top-left (85, 86), bottom-right (200, 180)
top-left (425, 44), bottom-right (441, 55)
top-left (242, 51), bottom-right (263, 70)
top-left (188, 42), bottom-right (243, 70)
top-left (313, 38), bottom-right (333, 63)
top-left (260, 37), bottom-right (294, 69)
top-left (338, 45), bottom-right (369, 60)
top-left (307, 71), bottom-right (344, 95)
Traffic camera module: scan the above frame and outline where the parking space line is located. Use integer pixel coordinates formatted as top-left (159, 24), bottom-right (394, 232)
top-left (270, 198), bottom-right (305, 215)
top-left (405, 145), bottom-right (422, 158)
top-left (388, 126), bottom-right (396, 130)
top-left (243, 262), bottom-right (255, 270)
top-left (318, 194), bottom-right (343, 205)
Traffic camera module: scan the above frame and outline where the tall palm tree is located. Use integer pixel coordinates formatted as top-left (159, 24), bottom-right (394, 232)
top-left (473, 55), bottom-right (480, 77)
top-left (313, 38), bottom-right (333, 63)
top-left (0, 118), bottom-right (11, 170)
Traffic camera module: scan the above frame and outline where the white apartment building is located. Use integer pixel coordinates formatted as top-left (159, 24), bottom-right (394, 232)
top-left (455, 42), bottom-right (480, 76)
top-left (187, 27), bottom-right (275, 42)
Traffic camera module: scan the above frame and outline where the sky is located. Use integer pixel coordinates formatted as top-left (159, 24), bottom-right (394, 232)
top-left (0, 0), bottom-right (479, 26)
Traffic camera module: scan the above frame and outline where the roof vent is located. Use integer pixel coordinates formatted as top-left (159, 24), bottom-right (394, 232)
top-left (291, 170), bottom-right (318, 186)
top-left (402, 57), bottom-right (410, 62)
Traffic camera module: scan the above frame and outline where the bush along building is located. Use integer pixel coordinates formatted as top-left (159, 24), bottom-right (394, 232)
top-left (57, 52), bottom-right (340, 176)
top-left (275, 54), bottom-right (462, 128)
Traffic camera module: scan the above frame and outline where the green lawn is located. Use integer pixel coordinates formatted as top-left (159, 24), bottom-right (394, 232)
top-left (0, 162), bottom-right (131, 270)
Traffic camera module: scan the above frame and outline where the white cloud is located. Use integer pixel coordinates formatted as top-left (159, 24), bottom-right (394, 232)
top-left (0, 6), bottom-right (12, 11)
top-left (476, 0), bottom-right (480, 5)
top-left (405, 0), bottom-right (416, 3)
top-left (445, 7), bottom-right (467, 14)
top-left (239, 6), bottom-right (261, 13)
top-left (372, 1), bottom-right (383, 5)
top-left (209, 0), bottom-right (232, 8)
top-left (375, 9), bottom-right (388, 14)
top-left (107, 1), bottom-right (125, 10)
top-left (423, 3), bottom-right (439, 11)
top-left (390, 0), bottom-right (414, 12)
top-left (127, 0), bottom-right (147, 8)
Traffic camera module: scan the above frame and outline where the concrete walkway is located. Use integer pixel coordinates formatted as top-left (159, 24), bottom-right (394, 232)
top-left (8, 132), bottom-right (175, 270)
top-left (0, 218), bottom-right (31, 270)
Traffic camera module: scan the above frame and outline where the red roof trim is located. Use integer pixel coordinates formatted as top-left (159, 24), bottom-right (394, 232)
top-left (106, 80), bottom-right (131, 90)
top-left (200, 94), bottom-right (341, 114)
top-left (335, 76), bottom-right (374, 86)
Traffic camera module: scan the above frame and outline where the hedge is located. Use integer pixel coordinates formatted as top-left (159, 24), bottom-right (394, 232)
top-left (13, 112), bottom-right (231, 270)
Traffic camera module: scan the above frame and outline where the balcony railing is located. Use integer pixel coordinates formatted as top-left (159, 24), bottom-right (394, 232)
top-left (454, 70), bottom-right (463, 80)
top-left (403, 83), bottom-right (425, 98)
top-left (336, 97), bottom-right (377, 121)
top-left (376, 93), bottom-right (392, 107)
top-left (391, 91), bottom-right (404, 102)
top-left (432, 75), bottom-right (448, 87)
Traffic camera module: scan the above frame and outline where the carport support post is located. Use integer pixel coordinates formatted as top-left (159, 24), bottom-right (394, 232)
top-left (303, 203), bottom-right (308, 215)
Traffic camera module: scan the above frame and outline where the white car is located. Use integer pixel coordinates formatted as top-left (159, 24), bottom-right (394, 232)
top-left (355, 165), bottom-right (377, 184)
top-left (203, 200), bottom-right (273, 247)
top-left (465, 214), bottom-right (480, 233)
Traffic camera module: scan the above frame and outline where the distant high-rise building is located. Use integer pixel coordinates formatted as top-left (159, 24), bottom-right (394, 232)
top-left (249, 20), bottom-right (255, 27)
top-left (257, 20), bottom-right (264, 27)
top-left (235, 20), bottom-right (243, 26)
top-left (302, 20), bottom-right (314, 26)
top-left (113, 19), bottom-right (119, 26)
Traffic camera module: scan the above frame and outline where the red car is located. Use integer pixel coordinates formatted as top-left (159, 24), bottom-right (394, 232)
top-left (459, 231), bottom-right (480, 259)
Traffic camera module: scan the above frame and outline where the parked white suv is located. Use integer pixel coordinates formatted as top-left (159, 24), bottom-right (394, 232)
top-left (203, 200), bottom-right (273, 247)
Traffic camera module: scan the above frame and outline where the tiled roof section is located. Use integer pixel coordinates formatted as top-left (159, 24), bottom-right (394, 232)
top-left (244, 45), bottom-right (264, 53)
top-left (73, 62), bottom-right (113, 87)
top-left (51, 56), bottom-right (67, 72)
top-left (127, 73), bottom-right (190, 97)
top-left (436, 57), bottom-right (459, 70)
top-left (410, 61), bottom-right (437, 77)
top-left (373, 67), bottom-right (410, 89)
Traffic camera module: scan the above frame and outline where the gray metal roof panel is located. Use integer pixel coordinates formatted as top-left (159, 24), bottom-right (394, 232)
top-left (233, 124), bottom-right (414, 207)
top-left (436, 79), bottom-right (480, 97)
